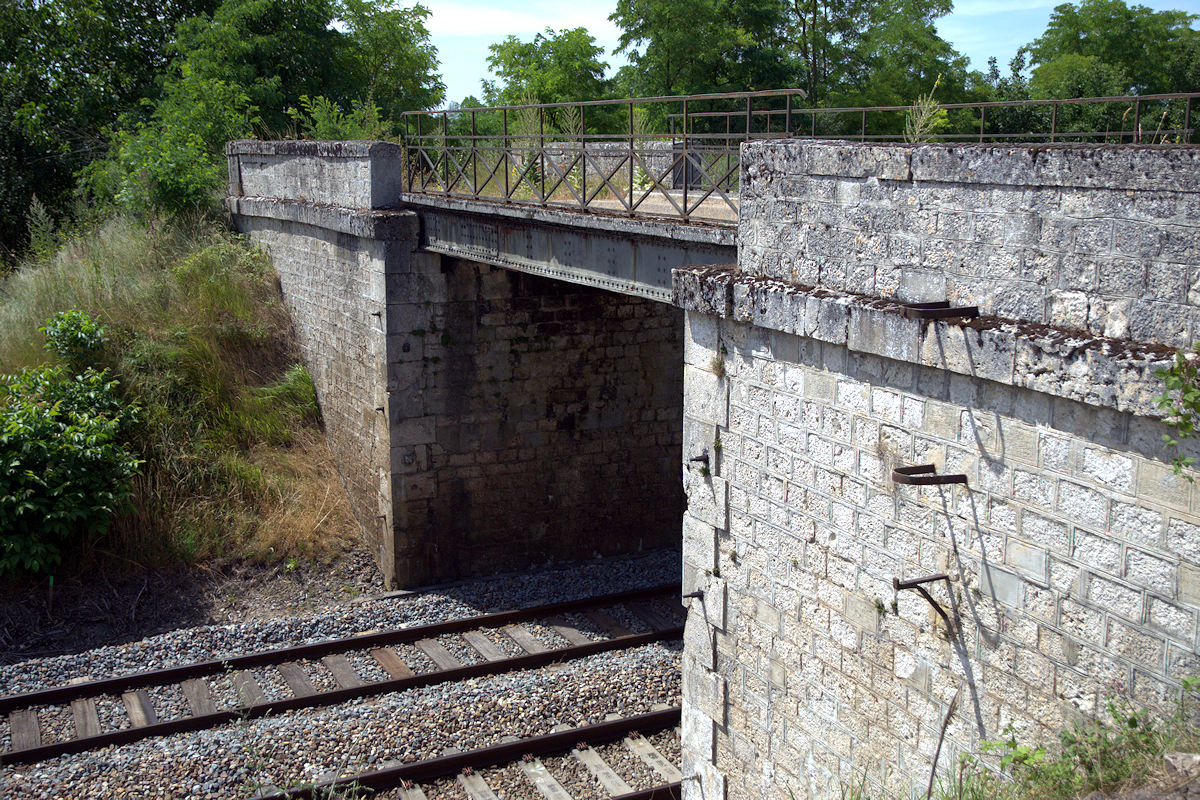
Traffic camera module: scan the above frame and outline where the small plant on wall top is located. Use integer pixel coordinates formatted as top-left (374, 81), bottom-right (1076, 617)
top-left (904, 74), bottom-right (947, 144)
top-left (1155, 344), bottom-right (1200, 479)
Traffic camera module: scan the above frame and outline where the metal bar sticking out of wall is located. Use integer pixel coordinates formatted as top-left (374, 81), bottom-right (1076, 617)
top-left (891, 465), bottom-right (968, 486)
top-left (893, 573), bottom-right (956, 634)
top-left (899, 301), bottom-right (979, 321)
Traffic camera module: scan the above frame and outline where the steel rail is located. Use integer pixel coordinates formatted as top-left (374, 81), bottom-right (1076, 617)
top-left (0, 582), bottom-right (678, 715)
top-left (246, 707), bottom-right (683, 800)
top-left (2, 624), bottom-right (682, 765)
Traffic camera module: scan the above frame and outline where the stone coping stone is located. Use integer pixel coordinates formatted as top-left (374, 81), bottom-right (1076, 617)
top-left (226, 139), bottom-right (404, 159)
top-left (741, 139), bottom-right (1200, 192)
top-left (227, 196), bottom-right (418, 241)
top-left (401, 193), bottom-right (737, 247)
top-left (673, 264), bottom-right (1175, 418)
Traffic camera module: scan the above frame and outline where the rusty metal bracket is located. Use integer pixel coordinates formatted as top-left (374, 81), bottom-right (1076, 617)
top-left (900, 301), bottom-right (979, 321)
top-left (892, 464), bottom-right (968, 486)
top-left (894, 573), bottom-right (956, 634)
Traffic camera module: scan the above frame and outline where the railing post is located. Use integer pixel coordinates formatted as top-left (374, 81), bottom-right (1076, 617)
top-left (746, 96), bottom-right (753, 139)
top-left (1134, 97), bottom-right (1141, 143)
top-left (404, 115), bottom-right (412, 192)
top-left (786, 93), bottom-right (793, 135)
top-left (979, 107), bottom-right (986, 143)
top-left (861, 108), bottom-right (866, 141)
top-left (628, 101), bottom-right (634, 213)
top-left (539, 105), bottom-right (545, 203)
top-left (442, 112), bottom-right (449, 191)
top-left (580, 105), bottom-right (587, 210)
top-left (1050, 102), bottom-right (1058, 143)
top-left (1186, 96), bottom-right (1194, 144)
top-left (503, 107), bottom-right (509, 198)
top-left (681, 99), bottom-right (689, 219)
top-left (471, 110), bottom-right (478, 198)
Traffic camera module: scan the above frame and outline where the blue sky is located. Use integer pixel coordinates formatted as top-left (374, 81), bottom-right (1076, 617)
top-left (423, 0), bottom-right (1200, 105)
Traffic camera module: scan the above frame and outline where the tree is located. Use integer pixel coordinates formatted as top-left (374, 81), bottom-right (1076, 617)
top-left (0, 0), bottom-right (220, 257)
top-left (172, 0), bottom-right (353, 134)
top-left (484, 27), bottom-right (610, 106)
top-left (789, 0), bottom-right (871, 106)
top-left (610, 0), bottom-right (797, 98)
top-left (337, 0), bottom-right (445, 122)
top-left (827, 0), bottom-right (974, 108)
top-left (1022, 0), bottom-right (1199, 96)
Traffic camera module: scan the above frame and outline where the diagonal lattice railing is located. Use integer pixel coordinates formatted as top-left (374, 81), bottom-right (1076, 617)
top-left (401, 90), bottom-right (1200, 227)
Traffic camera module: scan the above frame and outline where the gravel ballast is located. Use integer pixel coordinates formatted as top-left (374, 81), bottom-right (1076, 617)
top-left (0, 550), bottom-right (682, 799)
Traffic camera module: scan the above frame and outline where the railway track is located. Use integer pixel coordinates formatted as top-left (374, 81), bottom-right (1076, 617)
top-left (250, 706), bottom-right (683, 800)
top-left (0, 583), bottom-right (683, 766)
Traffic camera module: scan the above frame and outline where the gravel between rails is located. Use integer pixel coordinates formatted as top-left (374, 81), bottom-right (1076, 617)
top-left (0, 550), bottom-right (681, 800)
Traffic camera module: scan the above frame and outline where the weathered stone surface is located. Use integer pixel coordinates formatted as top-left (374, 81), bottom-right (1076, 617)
top-left (673, 267), bottom-right (1174, 419)
top-left (736, 140), bottom-right (1200, 347)
top-left (227, 139), bottom-right (405, 210)
top-left (683, 140), bottom-right (1200, 800)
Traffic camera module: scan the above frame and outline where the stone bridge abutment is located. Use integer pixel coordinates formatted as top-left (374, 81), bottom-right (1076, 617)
top-left (226, 140), bottom-right (730, 587)
top-left (227, 137), bottom-right (1200, 799)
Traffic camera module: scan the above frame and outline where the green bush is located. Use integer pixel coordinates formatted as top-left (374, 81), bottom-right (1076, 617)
top-left (1155, 344), bottom-right (1200, 478)
top-left (41, 310), bottom-right (108, 371)
top-left (0, 365), bottom-right (141, 574)
top-left (80, 67), bottom-right (256, 216)
top-left (287, 95), bottom-right (388, 141)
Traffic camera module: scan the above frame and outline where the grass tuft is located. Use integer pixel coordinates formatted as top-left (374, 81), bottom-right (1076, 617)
top-left (836, 680), bottom-right (1200, 800)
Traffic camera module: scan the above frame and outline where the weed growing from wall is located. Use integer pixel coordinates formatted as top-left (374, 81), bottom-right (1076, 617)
top-left (1155, 345), bottom-right (1200, 479)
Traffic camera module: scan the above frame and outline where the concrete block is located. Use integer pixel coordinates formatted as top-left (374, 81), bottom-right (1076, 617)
top-left (704, 576), bottom-right (727, 630)
top-left (1167, 519), bottom-right (1200, 561)
top-left (686, 666), bottom-right (727, 726)
top-left (1180, 562), bottom-right (1200, 606)
top-left (686, 366), bottom-right (729, 427)
top-left (847, 305), bottom-right (920, 363)
top-left (686, 612), bottom-right (717, 668)
top-left (980, 564), bottom-right (1024, 608)
top-left (1006, 540), bottom-right (1047, 583)
top-left (686, 313), bottom-right (721, 367)
top-left (682, 701), bottom-right (718, 763)
top-left (844, 594), bottom-right (880, 633)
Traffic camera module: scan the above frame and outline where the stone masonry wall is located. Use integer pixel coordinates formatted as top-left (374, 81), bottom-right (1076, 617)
top-left (228, 139), bottom-right (687, 588)
top-left (740, 142), bottom-right (1200, 347)
top-left (389, 255), bottom-right (684, 585)
top-left (229, 199), bottom-right (418, 585)
top-left (677, 141), bottom-right (1200, 800)
top-left (227, 140), bottom-right (405, 210)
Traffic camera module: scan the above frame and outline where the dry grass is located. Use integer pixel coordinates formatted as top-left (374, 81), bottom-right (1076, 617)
top-left (243, 429), bottom-right (360, 563)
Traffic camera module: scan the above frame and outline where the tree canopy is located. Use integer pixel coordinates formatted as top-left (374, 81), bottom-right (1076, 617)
top-left (484, 27), bottom-right (609, 106)
top-left (0, 0), bottom-right (221, 256)
top-left (610, 0), bottom-right (797, 97)
top-left (1022, 0), bottom-right (1199, 96)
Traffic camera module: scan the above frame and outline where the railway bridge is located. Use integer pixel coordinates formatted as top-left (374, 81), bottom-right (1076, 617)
top-left (228, 90), bottom-right (1200, 800)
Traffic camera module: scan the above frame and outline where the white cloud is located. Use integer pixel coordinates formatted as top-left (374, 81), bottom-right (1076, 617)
top-left (425, 1), bottom-right (620, 39)
top-left (949, 0), bottom-right (1055, 15)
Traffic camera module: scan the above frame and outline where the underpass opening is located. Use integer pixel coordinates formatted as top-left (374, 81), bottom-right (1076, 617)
top-left (388, 254), bottom-right (684, 586)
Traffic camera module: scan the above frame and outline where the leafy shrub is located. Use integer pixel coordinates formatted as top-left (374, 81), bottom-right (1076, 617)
top-left (80, 67), bottom-right (256, 216)
top-left (287, 95), bottom-right (388, 141)
top-left (0, 365), bottom-right (140, 574)
top-left (41, 310), bottom-right (108, 371)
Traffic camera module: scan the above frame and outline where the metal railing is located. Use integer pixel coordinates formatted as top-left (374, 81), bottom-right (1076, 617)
top-left (401, 90), bottom-right (1199, 226)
